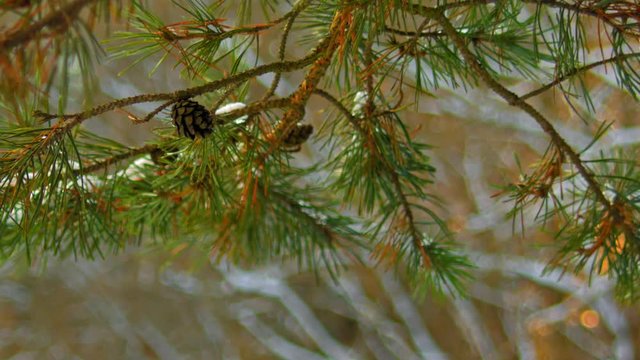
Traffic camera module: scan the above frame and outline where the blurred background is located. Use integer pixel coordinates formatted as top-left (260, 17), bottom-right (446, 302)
top-left (1, 1), bottom-right (640, 359)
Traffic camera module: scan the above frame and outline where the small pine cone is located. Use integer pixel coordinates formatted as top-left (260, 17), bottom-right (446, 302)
top-left (283, 124), bottom-right (314, 146)
top-left (171, 99), bottom-right (214, 139)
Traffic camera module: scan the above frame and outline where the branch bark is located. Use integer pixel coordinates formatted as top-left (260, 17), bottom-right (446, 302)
top-left (420, 7), bottom-right (612, 211)
top-left (418, 0), bottom-right (640, 38)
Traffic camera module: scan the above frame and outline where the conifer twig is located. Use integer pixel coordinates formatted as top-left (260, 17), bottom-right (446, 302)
top-left (0, 0), bottom-right (98, 52)
top-left (158, 0), bottom-right (309, 42)
top-left (267, 184), bottom-right (339, 246)
top-left (312, 89), bottom-right (360, 130)
top-left (521, 52), bottom-right (640, 100)
top-left (77, 144), bottom-right (159, 175)
top-left (139, 100), bottom-right (178, 123)
top-left (369, 32), bottom-right (432, 268)
top-left (36, 47), bottom-right (325, 130)
top-left (261, 0), bottom-right (307, 100)
top-left (422, 7), bottom-right (613, 211)
top-left (384, 27), bottom-right (446, 38)
top-left (313, 88), bottom-right (432, 268)
top-left (423, 0), bottom-right (640, 38)
top-left (267, 8), bottom-right (350, 150)
top-left (73, 97), bottom-right (294, 176)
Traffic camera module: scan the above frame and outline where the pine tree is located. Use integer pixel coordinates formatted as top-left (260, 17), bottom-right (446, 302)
top-left (1, 0), bottom-right (640, 301)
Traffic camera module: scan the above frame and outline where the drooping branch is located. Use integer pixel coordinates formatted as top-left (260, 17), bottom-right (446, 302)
top-left (361, 23), bottom-right (434, 268)
top-left (420, 7), bottom-right (613, 211)
top-left (314, 87), bottom-right (433, 269)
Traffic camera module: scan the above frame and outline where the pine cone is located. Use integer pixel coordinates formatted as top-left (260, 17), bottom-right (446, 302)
top-left (283, 124), bottom-right (314, 147)
top-left (281, 124), bottom-right (314, 152)
top-left (171, 99), bottom-right (214, 139)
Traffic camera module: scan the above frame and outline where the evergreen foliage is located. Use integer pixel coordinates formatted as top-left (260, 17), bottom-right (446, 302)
top-left (1, 0), bottom-right (640, 299)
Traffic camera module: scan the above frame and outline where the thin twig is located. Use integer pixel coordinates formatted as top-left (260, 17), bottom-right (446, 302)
top-left (368, 23), bottom-right (432, 268)
top-left (262, 0), bottom-right (310, 101)
top-left (422, 7), bottom-right (612, 211)
top-left (159, 1), bottom-right (306, 42)
top-left (521, 52), bottom-right (640, 100)
top-left (210, 85), bottom-right (241, 114)
top-left (384, 27), bottom-right (446, 38)
top-left (266, 181), bottom-right (339, 246)
top-left (41, 45), bottom-right (324, 129)
top-left (312, 89), bottom-right (360, 130)
top-left (77, 144), bottom-right (159, 175)
top-left (140, 100), bottom-right (178, 123)
top-left (420, 0), bottom-right (640, 38)
top-left (268, 8), bottom-right (349, 150)
top-left (363, 36), bottom-right (375, 118)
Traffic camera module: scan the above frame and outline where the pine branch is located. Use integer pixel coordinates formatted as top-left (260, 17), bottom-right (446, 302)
top-left (76, 144), bottom-right (159, 175)
top-left (0, 0), bottom-right (98, 52)
top-left (155, 7), bottom-right (298, 42)
top-left (361, 25), bottom-right (437, 270)
top-left (521, 52), bottom-right (640, 100)
top-left (389, 169), bottom-right (433, 268)
top-left (315, 90), bottom-right (435, 271)
top-left (384, 27), bottom-right (446, 38)
top-left (70, 96), bottom-right (295, 176)
top-left (426, 0), bottom-right (640, 38)
top-left (312, 89), bottom-right (360, 129)
top-left (422, 6), bottom-right (613, 212)
top-left (4, 0), bottom-right (639, 300)
top-left (262, 7), bottom-right (350, 156)
top-left (34, 48), bottom-right (323, 128)
top-left (266, 183), bottom-right (344, 248)
top-left (261, 0), bottom-right (309, 100)
top-left (532, 0), bottom-right (640, 38)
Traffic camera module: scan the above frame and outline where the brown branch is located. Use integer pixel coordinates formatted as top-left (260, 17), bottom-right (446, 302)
top-left (367, 26), bottom-right (431, 268)
top-left (158, 0), bottom-right (308, 42)
top-left (76, 97), bottom-right (292, 175)
top-left (39, 44), bottom-right (324, 129)
top-left (230, 9), bottom-right (350, 218)
top-left (411, 1), bottom-right (639, 38)
top-left (77, 144), bottom-right (159, 175)
top-left (384, 27), bottom-right (446, 38)
top-left (422, 7), bottom-right (613, 211)
top-left (312, 89), bottom-right (361, 130)
top-left (261, 0), bottom-right (308, 100)
top-left (531, 0), bottom-right (639, 37)
top-left (139, 100), bottom-right (177, 123)
top-left (0, 0), bottom-right (97, 52)
top-left (269, 8), bottom-right (350, 147)
top-left (521, 52), bottom-right (640, 100)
